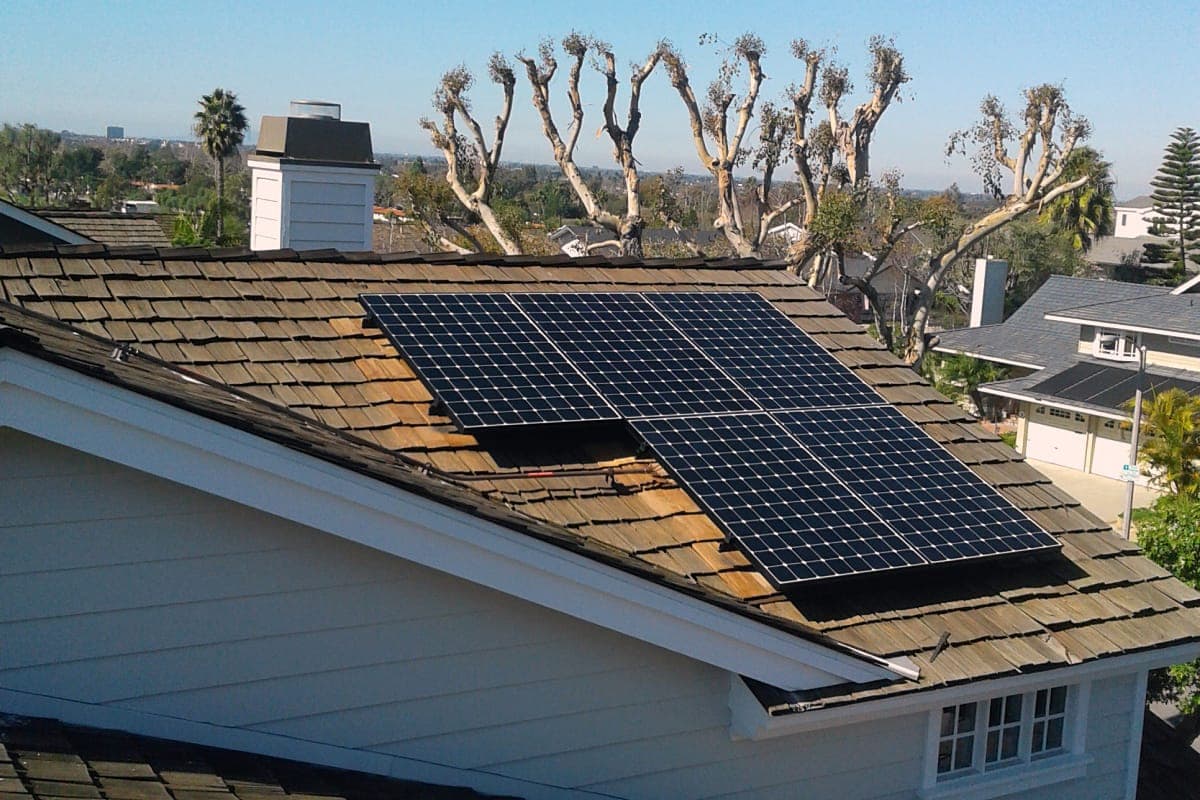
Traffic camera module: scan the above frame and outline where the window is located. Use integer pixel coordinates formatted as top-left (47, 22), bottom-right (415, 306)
top-left (933, 684), bottom-right (1076, 783)
top-left (1094, 328), bottom-right (1139, 361)
top-left (1047, 407), bottom-right (1071, 420)
top-left (1031, 686), bottom-right (1068, 756)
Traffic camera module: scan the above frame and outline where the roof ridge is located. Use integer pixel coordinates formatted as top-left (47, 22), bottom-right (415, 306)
top-left (0, 240), bottom-right (788, 269)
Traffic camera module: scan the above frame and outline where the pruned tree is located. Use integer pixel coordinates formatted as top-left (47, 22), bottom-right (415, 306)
top-left (662, 34), bottom-right (774, 257)
top-left (395, 158), bottom-right (484, 254)
top-left (905, 85), bottom-right (1094, 365)
top-left (421, 56), bottom-right (522, 255)
top-left (518, 34), bottom-right (663, 257)
top-left (663, 34), bottom-right (907, 269)
top-left (791, 37), bottom-right (908, 272)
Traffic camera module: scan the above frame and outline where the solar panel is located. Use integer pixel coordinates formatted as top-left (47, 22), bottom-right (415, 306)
top-left (773, 406), bottom-right (1060, 563)
top-left (360, 293), bottom-right (619, 429)
top-left (630, 413), bottom-right (927, 583)
top-left (647, 292), bottom-right (885, 410)
top-left (514, 293), bottom-right (760, 419)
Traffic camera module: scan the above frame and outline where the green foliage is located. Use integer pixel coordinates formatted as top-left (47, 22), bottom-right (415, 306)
top-left (1138, 493), bottom-right (1200, 713)
top-left (0, 123), bottom-right (61, 206)
top-left (193, 88), bottom-right (248, 241)
top-left (927, 353), bottom-right (1007, 415)
top-left (999, 431), bottom-right (1017, 449)
top-left (987, 218), bottom-right (1086, 315)
top-left (1038, 147), bottom-right (1114, 252)
top-left (1145, 127), bottom-right (1200, 272)
top-left (1127, 388), bottom-right (1200, 496)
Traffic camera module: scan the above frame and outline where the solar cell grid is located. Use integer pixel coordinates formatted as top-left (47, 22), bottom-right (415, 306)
top-left (773, 406), bottom-right (1059, 563)
top-left (648, 292), bottom-right (885, 410)
top-left (630, 413), bottom-right (927, 583)
top-left (514, 292), bottom-right (760, 419)
top-left (360, 293), bottom-right (618, 429)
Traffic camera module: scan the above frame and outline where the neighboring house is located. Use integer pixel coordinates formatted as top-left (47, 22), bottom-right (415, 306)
top-left (1, 243), bottom-right (1197, 800)
top-left (0, 200), bottom-right (170, 247)
top-left (1087, 196), bottom-right (1197, 276)
top-left (936, 272), bottom-right (1200, 482)
top-left (547, 224), bottom-right (721, 257)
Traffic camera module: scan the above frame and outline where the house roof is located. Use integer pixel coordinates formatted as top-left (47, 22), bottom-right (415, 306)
top-left (40, 210), bottom-right (171, 248)
top-left (1046, 292), bottom-right (1200, 340)
top-left (983, 360), bottom-right (1200, 417)
top-left (1117, 195), bottom-right (1154, 209)
top-left (1086, 234), bottom-right (1167, 267)
top-left (935, 275), bottom-right (1169, 369)
top-left (1, 244), bottom-right (1198, 709)
top-left (0, 714), bottom-right (505, 800)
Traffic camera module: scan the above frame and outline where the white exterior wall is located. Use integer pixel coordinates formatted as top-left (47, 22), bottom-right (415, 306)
top-left (248, 158), bottom-right (375, 252)
top-left (1114, 206), bottom-right (1154, 239)
top-left (0, 428), bottom-right (1150, 800)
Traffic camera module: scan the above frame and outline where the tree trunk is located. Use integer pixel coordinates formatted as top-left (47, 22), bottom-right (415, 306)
top-left (905, 289), bottom-right (934, 366)
top-left (619, 216), bottom-right (645, 258)
top-left (215, 157), bottom-right (225, 242)
top-left (475, 203), bottom-right (522, 255)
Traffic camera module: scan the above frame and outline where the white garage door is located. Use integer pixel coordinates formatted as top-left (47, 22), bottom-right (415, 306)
top-left (1025, 406), bottom-right (1087, 470)
top-left (1091, 418), bottom-right (1130, 480)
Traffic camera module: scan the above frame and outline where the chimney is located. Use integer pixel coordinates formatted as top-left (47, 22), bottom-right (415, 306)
top-left (969, 257), bottom-right (1008, 327)
top-left (248, 101), bottom-right (379, 251)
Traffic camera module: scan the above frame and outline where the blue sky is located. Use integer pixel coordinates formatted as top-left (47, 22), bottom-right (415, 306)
top-left (2, 0), bottom-right (1197, 196)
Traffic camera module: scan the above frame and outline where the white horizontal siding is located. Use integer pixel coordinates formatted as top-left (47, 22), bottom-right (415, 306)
top-left (0, 428), bottom-right (1144, 799)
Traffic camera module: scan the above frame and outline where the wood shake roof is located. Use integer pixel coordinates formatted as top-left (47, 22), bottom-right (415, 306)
top-left (0, 715), bottom-right (507, 800)
top-left (39, 211), bottom-right (172, 248)
top-left (1, 243), bottom-right (1197, 708)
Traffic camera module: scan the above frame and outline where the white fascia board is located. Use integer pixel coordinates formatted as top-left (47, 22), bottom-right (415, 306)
top-left (978, 387), bottom-right (1128, 422)
top-left (1171, 273), bottom-right (1200, 295)
top-left (0, 200), bottom-right (92, 245)
top-left (0, 350), bottom-right (899, 689)
top-left (931, 345), bottom-right (1045, 372)
top-left (1042, 313), bottom-right (1200, 342)
top-left (729, 640), bottom-right (1200, 740)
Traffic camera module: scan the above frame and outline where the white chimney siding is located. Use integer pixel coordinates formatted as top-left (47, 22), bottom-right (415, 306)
top-left (969, 258), bottom-right (1008, 328)
top-left (249, 160), bottom-right (375, 251)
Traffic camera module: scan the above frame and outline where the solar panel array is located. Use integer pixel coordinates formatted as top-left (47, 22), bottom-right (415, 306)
top-left (361, 290), bottom-right (1059, 585)
top-left (359, 293), bottom-right (618, 429)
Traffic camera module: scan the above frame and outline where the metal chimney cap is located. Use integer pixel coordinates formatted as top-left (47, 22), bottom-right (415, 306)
top-left (289, 100), bottom-right (341, 120)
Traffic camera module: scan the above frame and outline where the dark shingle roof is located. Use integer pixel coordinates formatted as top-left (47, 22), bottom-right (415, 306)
top-left (1047, 292), bottom-right (1200, 339)
top-left (935, 275), bottom-right (1168, 369)
top-left (1, 244), bottom-right (1198, 709)
top-left (0, 715), bottom-right (507, 800)
top-left (41, 211), bottom-right (171, 247)
top-left (983, 360), bottom-right (1200, 416)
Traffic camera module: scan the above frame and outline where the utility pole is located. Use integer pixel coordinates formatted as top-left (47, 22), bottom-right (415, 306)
top-left (1121, 344), bottom-right (1148, 540)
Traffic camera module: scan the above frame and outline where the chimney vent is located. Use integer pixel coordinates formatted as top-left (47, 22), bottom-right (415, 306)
top-left (289, 100), bottom-right (341, 120)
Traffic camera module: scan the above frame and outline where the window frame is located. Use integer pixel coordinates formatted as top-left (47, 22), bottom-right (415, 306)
top-left (921, 681), bottom-right (1091, 799)
top-left (1094, 328), bottom-right (1140, 361)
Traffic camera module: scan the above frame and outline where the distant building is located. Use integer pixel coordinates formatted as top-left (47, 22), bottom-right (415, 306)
top-left (106, 126), bottom-right (124, 139)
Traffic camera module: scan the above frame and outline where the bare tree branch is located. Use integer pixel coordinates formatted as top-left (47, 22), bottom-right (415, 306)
top-left (420, 58), bottom-right (522, 254)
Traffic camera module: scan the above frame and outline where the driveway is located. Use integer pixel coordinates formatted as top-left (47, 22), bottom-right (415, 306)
top-left (1024, 458), bottom-right (1163, 531)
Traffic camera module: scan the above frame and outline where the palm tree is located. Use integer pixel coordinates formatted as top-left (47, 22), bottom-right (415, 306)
top-left (193, 88), bottom-right (248, 243)
top-left (1039, 147), bottom-right (1114, 252)
top-left (1130, 388), bottom-right (1200, 496)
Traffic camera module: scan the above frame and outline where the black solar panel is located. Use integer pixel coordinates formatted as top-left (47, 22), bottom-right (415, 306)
top-left (648, 292), bottom-right (884, 410)
top-left (630, 413), bottom-right (927, 583)
top-left (514, 293), bottom-right (759, 419)
top-left (774, 406), bottom-right (1060, 563)
top-left (360, 293), bottom-right (618, 429)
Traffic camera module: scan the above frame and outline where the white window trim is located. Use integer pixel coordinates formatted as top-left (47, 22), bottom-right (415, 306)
top-left (1093, 328), bottom-right (1141, 361)
top-left (918, 680), bottom-right (1092, 799)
